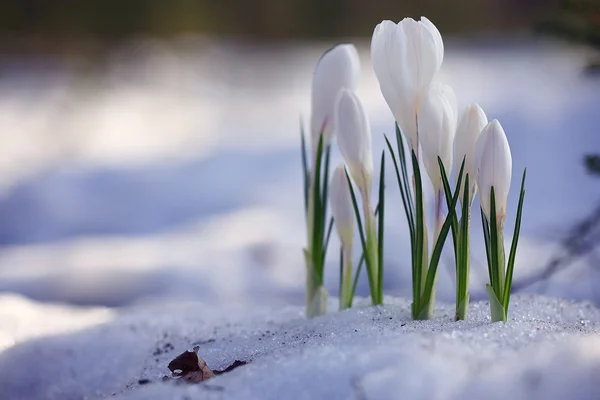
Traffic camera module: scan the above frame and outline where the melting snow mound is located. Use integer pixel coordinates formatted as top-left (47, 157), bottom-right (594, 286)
top-left (0, 294), bottom-right (599, 400)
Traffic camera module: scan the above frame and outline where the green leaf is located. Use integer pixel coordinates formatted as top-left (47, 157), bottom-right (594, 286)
top-left (415, 302), bottom-right (432, 320)
top-left (320, 145), bottom-right (332, 240)
top-left (503, 169), bottom-right (527, 311)
top-left (455, 292), bottom-right (470, 321)
top-left (345, 168), bottom-right (374, 297)
top-left (421, 157), bottom-right (464, 308)
top-left (349, 252), bottom-right (365, 307)
top-left (489, 187), bottom-right (502, 299)
top-left (486, 284), bottom-right (507, 322)
top-left (300, 118), bottom-right (309, 215)
top-left (348, 203), bottom-right (380, 306)
top-left (438, 156), bottom-right (460, 264)
top-left (320, 217), bottom-right (335, 275)
top-left (457, 172), bottom-right (471, 316)
top-left (377, 151), bottom-right (386, 304)
top-left (311, 134), bottom-right (325, 274)
top-left (396, 124), bottom-right (415, 219)
top-left (411, 150), bottom-right (424, 315)
top-left (385, 134), bottom-right (415, 242)
top-left (480, 207), bottom-right (493, 288)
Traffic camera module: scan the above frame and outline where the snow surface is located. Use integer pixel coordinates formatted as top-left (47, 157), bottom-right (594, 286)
top-left (1, 294), bottom-right (599, 400)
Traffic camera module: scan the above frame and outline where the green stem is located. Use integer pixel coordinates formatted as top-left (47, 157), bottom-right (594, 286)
top-left (304, 182), bottom-right (323, 317)
top-left (496, 223), bottom-right (506, 302)
top-left (363, 193), bottom-right (380, 305)
top-left (304, 136), bottom-right (328, 318)
top-left (455, 211), bottom-right (471, 321)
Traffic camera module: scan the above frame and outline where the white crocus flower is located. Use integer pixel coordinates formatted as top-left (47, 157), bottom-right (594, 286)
top-left (335, 88), bottom-right (379, 297)
top-left (418, 83), bottom-right (458, 193)
top-left (334, 89), bottom-right (373, 198)
top-left (454, 103), bottom-right (488, 204)
top-left (310, 44), bottom-right (360, 157)
top-left (371, 17), bottom-right (444, 151)
top-left (475, 119), bottom-right (513, 224)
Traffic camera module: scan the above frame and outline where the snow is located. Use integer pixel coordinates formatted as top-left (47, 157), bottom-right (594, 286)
top-left (0, 294), bottom-right (599, 400)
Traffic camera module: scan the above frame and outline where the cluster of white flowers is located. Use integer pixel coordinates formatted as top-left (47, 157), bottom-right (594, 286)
top-left (306, 17), bottom-right (522, 321)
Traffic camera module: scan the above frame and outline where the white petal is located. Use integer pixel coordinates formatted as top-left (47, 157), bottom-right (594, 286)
top-left (418, 83), bottom-right (457, 190)
top-left (329, 165), bottom-right (355, 246)
top-left (310, 44), bottom-right (360, 154)
top-left (370, 17), bottom-right (445, 151)
top-left (475, 119), bottom-right (512, 219)
top-left (454, 103), bottom-right (488, 202)
top-left (419, 17), bottom-right (444, 93)
top-left (371, 21), bottom-right (418, 149)
top-left (335, 89), bottom-right (373, 192)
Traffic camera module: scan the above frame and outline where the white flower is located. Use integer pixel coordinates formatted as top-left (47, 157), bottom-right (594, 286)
top-left (329, 165), bottom-right (355, 247)
top-left (454, 103), bottom-right (488, 204)
top-left (334, 89), bottom-right (373, 194)
top-left (418, 83), bottom-right (458, 191)
top-left (475, 119), bottom-right (513, 221)
top-left (371, 17), bottom-right (444, 150)
top-left (310, 44), bottom-right (361, 155)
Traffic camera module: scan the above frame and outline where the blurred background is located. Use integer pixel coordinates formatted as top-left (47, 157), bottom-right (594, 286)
top-left (0, 0), bottom-right (599, 311)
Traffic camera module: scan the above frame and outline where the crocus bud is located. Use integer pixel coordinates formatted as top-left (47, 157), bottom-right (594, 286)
top-left (330, 165), bottom-right (355, 247)
top-left (475, 119), bottom-right (512, 223)
top-left (454, 103), bottom-right (488, 204)
top-left (418, 83), bottom-right (458, 191)
top-left (310, 44), bottom-right (361, 155)
top-left (371, 17), bottom-right (444, 150)
top-left (334, 89), bottom-right (373, 194)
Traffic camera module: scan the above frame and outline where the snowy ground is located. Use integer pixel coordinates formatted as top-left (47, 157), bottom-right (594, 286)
top-left (1, 294), bottom-right (599, 400)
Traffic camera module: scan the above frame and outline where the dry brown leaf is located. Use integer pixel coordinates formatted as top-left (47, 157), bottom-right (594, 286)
top-left (166, 346), bottom-right (215, 383)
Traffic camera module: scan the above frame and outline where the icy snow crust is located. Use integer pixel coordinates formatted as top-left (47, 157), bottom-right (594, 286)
top-left (1, 294), bottom-right (600, 400)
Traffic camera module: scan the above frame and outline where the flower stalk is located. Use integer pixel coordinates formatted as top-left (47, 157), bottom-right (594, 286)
top-left (476, 120), bottom-right (527, 322)
top-left (335, 89), bottom-right (385, 306)
top-left (330, 165), bottom-right (356, 310)
top-left (447, 103), bottom-right (488, 320)
top-left (302, 131), bottom-right (334, 318)
top-left (386, 126), bottom-right (464, 320)
top-left (343, 152), bottom-right (386, 305)
top-left (302, 44), bottom-right (360, 318)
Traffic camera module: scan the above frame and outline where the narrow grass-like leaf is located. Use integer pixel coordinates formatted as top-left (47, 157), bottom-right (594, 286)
top-left (320, 217), bottom-right (335, 273)
top-left (311, 135), bottom-right (325, 272)
top-left (457, 173), bottom-right (470, 315)
top-left (320, 145), bottom-right (332, 237)
top-left (503, 169), bottom-right (527, 310)
top-left (385, 134), bottom-right (415, 242)
top-left (345, 169), bottom-right (373, 297)
top-left (456, 293), bottom-right (470, 321)
top-left (421, 158), bottom-right (464, 305)
top-left (349, 252), bottom-right (365, 307)
top-left (377, 151), bottom-right (386, 303)
top-left (481, 208), bottom-right (493, 288)
top-left (411, 150), bottom-right (424, 314)
top-left (348, 203), bottom-right (380, 306)
top-left (438, 156), bottom-right (460, 263)
top-left (486, 284), bottom-right (506, 322)
top-left (489, 187), bottom-right (501, 299)
top-left (396, 125), bottom-right (415, 218)
top-left (300, 119), bottom-right (309, 215)
top-left (338, 245), bottom-right (343, 303)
